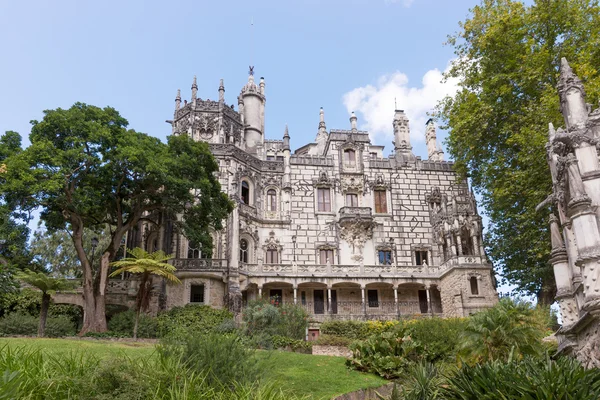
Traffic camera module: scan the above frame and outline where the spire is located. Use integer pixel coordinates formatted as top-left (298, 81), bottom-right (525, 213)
top-left (558, 58), bottom-right (588, 130)
top-left (283, 123), bottom-right (290, 150)
top-left (319, 107), bottom-right (326, 129)
top-left (175, 89), bottom-right (181, 111)
top-left (191, 76), bottom-right (198, 102)
top-left (425, 118), bottom-right (444, 161)
top-left (219, 79), bottom-right (225, 102)
top-left (350, 111), bottom-right (358, 132)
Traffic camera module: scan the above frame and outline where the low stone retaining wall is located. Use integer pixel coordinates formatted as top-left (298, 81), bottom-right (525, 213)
top-left (312, 345), bottom-right (352, 358)
top-left (334, 383), bottom-right (395, 400)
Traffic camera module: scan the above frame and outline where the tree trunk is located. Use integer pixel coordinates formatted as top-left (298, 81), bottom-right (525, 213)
top-left (38, 293), bottom-right (50, 338)
top-left (133, 309), bottom-right (140, 341)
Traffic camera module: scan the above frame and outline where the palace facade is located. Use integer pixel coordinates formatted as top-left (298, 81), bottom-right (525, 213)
top-left (129, 71), bottom-right (498, 321)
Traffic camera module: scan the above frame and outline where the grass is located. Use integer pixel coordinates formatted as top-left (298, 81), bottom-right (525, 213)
top-left (0, 338), bottom-right (387, 399)
top-left (260, 351), bottom-right (387, 399)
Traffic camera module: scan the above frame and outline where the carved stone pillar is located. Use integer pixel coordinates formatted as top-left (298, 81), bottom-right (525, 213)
top-left (293, 286), bottom-right (298, 305)
top-left (550, 215), bottom-right (579, 327)
top-left (455, 233), bottom-right (463, 257)
top-left (472, 234), bottom-right (480, 257)
top-left (426, 286), bottom-right (433, 316)
top-left (361, 285), bottom-right (367, 315)
top-left (327, 287), bottom-right (332, 314)
top-left (394, 286), bottom-right (399, 316)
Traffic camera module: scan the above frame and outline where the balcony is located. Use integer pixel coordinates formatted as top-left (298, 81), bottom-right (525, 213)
top-left (338, 207), bottom-right (373, 224)
top-left (239, 263), bottom-right (443, 277)
top-left (171, 258), bottom-right (227, 272)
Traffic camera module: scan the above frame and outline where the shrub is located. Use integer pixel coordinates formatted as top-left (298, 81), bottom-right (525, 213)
top-left (402, 318), bottom-right (467, 363)
top-left (346, 331), bottom-right (422, 379)
top-left (108, 310), bottom-right (158, 338)
top-left (156, 304), bottom-right (233, 338)
top-left (458, 298), bottom-right (546, 364)
top-left (242, 300), bottom-right (308, 344)
top-left (398, 361), bottom-right (445, 400)
top-left (0, 313), bottom-right (76, 337)
top-left (444, 355), bottom-right (600, 399)
top-left (159, 331), bottom-right (265, 389)
top-left (271, 335), bottom-right (312, 352)
top-left (314, 334), bottom-right (353, 347)
top-left (320, 319), bottom-right (400, 340)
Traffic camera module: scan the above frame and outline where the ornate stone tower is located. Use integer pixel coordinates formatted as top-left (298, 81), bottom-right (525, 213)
top-left (239, 69), bottom-right (266, 153)
top-left (393, 109), bottom-right (416, 163)
top-left (539, 58), bottom-right (600, 368)
top-left (425, 119), bottom-right (444, 162)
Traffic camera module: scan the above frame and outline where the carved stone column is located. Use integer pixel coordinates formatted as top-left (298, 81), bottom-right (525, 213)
top-left (293, 286), bottom-right (298, 305)
top-left (550, 215), bottom-right (579, 327)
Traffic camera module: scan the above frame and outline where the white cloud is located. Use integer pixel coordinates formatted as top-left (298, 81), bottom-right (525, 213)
top-left (384, 0), bottom-right (415, 7)
top-left (342, 61), bottom-right (459, 144)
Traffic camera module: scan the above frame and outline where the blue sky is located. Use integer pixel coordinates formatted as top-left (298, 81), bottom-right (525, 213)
top-left (0, 0), bottom-right (477, 156)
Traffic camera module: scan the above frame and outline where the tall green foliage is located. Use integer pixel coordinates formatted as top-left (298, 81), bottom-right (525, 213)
top-left (1, 103), bottom-right (233, 333)
top-left (437, 0), bottom-right (600, 303)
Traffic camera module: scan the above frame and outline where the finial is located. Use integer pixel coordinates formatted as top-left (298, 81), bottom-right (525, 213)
top-left (191, 75), bottom-right (198, 100)
top-left (284, 124), bottom-right (289, 138)
top-left (350, 111), bottom-right (358, 132)
top-left (219, 79), bottom-right (225, 102)
top-left (249, 66), bottom-right (254, 76)
top-left (394, 97), bottom-right (397, 110)
top-left (175, 89), bottom-right (181, 111)
top-left (320, 107), bottom-right (324, 122)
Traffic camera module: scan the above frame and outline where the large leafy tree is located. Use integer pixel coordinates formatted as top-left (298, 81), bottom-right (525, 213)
top-left (437, 0), bottom-right (600, 303)
top-left (109, 247), bottom-right (180, 340)
top-left (1, 103), bottom-right (233, 333)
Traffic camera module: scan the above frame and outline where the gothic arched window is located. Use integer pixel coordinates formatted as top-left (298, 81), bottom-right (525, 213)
top-left (188, 241), bottom-right (201, 259)
top-left (240, 239), bottom-right (249, 263)
top-left (267, 189), bottom-right (277, 211)
top-left (241, 181), bottom-right (250, 205)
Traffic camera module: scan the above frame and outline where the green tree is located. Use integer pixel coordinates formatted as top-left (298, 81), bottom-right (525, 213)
top-left (109, 247), bottom-right (180, 340)
top-left (458, 298), bottom-right (545, 364)
top-left (2, 103), bottom-right (233, 333)
top-left (437, 0), bottom-right (600, 303)
top-left (16, 270), bottom-right (76, 337)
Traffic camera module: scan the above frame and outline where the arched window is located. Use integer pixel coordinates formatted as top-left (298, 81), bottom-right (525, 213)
top-left (266, 249), bottom-right (278, 264)
top-left (241, 181), bottom-right (250, 204)
top-left (188, 241), bottom-right (201, 259)
top-left (344, 149), bottom-right (356, 166)
top-left (240, 239), bottom-right (249, 263)
top-left (267, 189), bottom-right (277, 211)
top-left (470, 276), bottom-right (479, 295)
top-left (461, 227), bottom-right (473, 256)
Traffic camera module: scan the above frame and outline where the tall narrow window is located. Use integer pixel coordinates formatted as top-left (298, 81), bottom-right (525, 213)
top-left (190, 285), bottom-right (205, 303)
top-left (241, 181), bottom-right (250, 204)
top-left (470, 277), bottom-right (479, 295)
top-left (415, 250), bottom-right (428, 266)
top-left (267, 189), bottom-right (277, 211)
top-left (319, 249), bottom-right (334, 264)
top-left (240, 239), bottom-right (248, 263)
top-left (266, 249), bottom-right (278, 264)
top-left (346, 193), bottom-right (359, 207)
top-left (344, 149), bottom-right (356, 166)
top-left (378, 250), bottom-right (392, 265)
top-left (317, 188), bottom-right (331, 212)
top-left (367, 290), bottom-right (379, 307)
top-left (374, 190), bottom-right (387, 213)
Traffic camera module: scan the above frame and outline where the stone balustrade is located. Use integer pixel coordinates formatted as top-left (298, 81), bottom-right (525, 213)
top-left (171, 258), bottom-right (228, 271)
top-left (338, 206), bottom-right (373, 223)
top-left (240, 263), bottom-right (444, 277)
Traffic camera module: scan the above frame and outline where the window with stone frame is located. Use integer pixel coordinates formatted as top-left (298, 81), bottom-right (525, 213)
top-left (265, 248), bottom-right (278, 264)
top-left (266, 155), bottom-right (275, 161)
top-left (374, 189), bottom-right (388, 213)
top-left (240, 239), bottom-right (249, 263)
top-left (415, 250), bottom-right (428, 266)
top-left (470, 276), bottom-right (479, 295)
top-left (378, 250), bottom-right (392, 265)
top-left (187, 240), bottom-right (201, 259)
top-left (344, 149), bottom-right (356, 166)
top-left (190, 285), bottom-right (205, 303)
top-left (267, 189), bottom-right (277, 211)
top-left (317, 187), bottom-right (331, 212)
top-left (346, 193), bottom-right (359, 207)
top-left (319, 249), bottom-right (334, 264)
top-left (370, 152), bottom-right (378, 160)
top-left (241, 180), bottom-right (251, 204)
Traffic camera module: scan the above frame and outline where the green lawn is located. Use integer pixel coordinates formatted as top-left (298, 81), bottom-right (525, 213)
top-left (0, 338), bottom-right (387, 399)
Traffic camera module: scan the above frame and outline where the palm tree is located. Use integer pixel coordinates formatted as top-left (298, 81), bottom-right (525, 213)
top-left (16, 270), bottom-right (77, 337)
top-left (109, 247), bottom-right (181, 340)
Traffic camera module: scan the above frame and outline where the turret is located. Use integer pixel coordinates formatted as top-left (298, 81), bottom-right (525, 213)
top-left (175, 89), bottom-right (181, 112)
top-left (219, 79), bottom-right (225, 103)
top-left (283, 124), bottom-right (290, 151)
top-left (191, 76), bottom-right (198, 104)
top-left (393, 109), bottom-right (415, 162)
top-left (350, 112), bottom-right (358, 132)
top-left (425, 119), bottom-right (444, 161)
top-left (240, 68), bottom-right (266, 152)
top-left (315, 107), bottom-right (328, 155)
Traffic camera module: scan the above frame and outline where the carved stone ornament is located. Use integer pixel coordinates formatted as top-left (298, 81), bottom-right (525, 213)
top-left (261, 174), bottom-right (282, 189)
top-left (338, 220), bottom-right (377, 262)
top-left (262, 231), bottom-right (283, 251)
top-left (575, 326), bottom-right (600, 369)
top-left (340, 176), bottom-right (364, 194)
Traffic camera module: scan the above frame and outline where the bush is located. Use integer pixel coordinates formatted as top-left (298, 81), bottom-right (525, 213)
top-left (242, 300), bottom-right (308, 344)
top-left (346, 332), bottom-right (422, 379)
top-left (444, 355), bottom-right (600, 399)
top-left (271, 335), bottom-right (312, 352)
top-left (0, 313), bottom-right (76, 337)
top-left (159, 331), bottom-right (265, 389)
top-left (314, 334), bottom-right (353, 347)
top-left (402, 318), bottom-right (467, 363)
top-left (458, 298), bottom-right (546, 364)
top-left (108, 310), bottom-right (158, 338)
top-left (320, 319), bottom-right (400, 340)
top-left (156, 304), bottom-right (233, 338)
